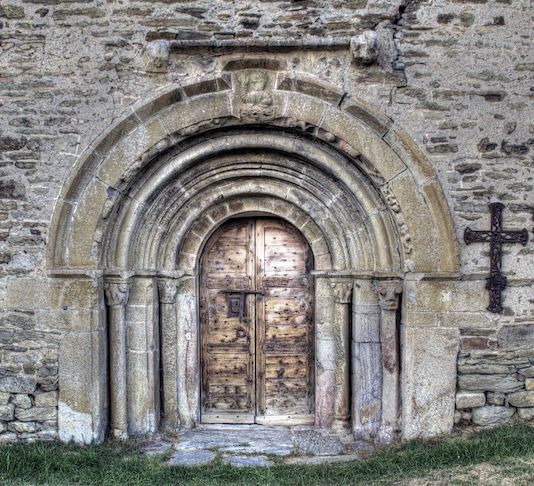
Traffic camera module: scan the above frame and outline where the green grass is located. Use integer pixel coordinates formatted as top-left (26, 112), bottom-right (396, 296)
top-left (0, 425), bottom-right (533, 485)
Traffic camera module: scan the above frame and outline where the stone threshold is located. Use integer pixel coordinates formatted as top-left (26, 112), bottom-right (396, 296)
top-left (140, 424), bottom-right (363, 467)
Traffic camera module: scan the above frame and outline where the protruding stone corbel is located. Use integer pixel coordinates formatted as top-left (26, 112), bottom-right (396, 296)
top-left (104, 276), bottom-right (132, 439)
top-left (331, 280), bottom-right (353, 425)
top-left (350, 30), bottom-right (379, 65)
top-left (145, 40), bottom-right (170, 69)
top-left (157, 277), bottom-right (180, 430)
top-left (373, 278), bottom-right (402, 443)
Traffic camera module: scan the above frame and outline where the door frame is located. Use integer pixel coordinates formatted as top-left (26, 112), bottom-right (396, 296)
top-left (198, 217), bottom-right (316, 426)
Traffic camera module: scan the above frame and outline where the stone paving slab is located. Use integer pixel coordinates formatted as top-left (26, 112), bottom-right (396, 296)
top-left (291, 429), bottom-right (346, 456)
top-left (175, 425), bottom-right (295, 456)
top-left (167, 449), bottom-right (216, 466)
top-left (284, 454), bottom-right (360, 465)
top-left (140, 439), bottom-right (173, 456)
top-left (222, 455), bottom-right (274, 468)
top-left (153, 425), bottom-right (356, 466)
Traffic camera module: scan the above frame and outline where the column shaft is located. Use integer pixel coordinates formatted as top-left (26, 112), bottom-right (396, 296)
top-left (104, 278), bottom-right (131, 439)
top-left (332, 280), bottom-right (353, 425)
top-left (158, 278), bottom-right (179, 430)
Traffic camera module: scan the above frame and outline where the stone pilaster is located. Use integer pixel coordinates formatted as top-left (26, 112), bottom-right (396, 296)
top-left (315, 276), bottom-right (336, 428)
top-left (373, 279), bottom-right (402, 443)
top-left (175, 275), bottom-right (198, 428)
top-left (331, 280), bottom-right (353, 426)
top-left (104, 277), bottom-right (131, 439)
top-left (157, 278), bottom-right (179, 430)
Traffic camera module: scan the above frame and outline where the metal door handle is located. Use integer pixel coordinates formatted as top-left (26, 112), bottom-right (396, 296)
top-left (224, 289), bottom-right (264, 322)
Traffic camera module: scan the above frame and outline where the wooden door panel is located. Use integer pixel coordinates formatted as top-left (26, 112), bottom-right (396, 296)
top-left (201, 218), bottom-right (314, 423)
top-left (265, 354), bottom-right (309, 379)
top-left (256, 219), bottom-right (314, 419)
top-left (200, 220), bottom-right (255, 419)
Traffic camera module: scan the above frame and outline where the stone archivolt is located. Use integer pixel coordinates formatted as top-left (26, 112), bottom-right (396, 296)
top-left (45, 68), bottom-right (460, 444)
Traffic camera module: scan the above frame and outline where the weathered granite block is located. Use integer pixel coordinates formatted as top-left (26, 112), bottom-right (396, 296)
top-left (456, 392), bottom-right (485, 409)
top-left (498, 324), bottom-right (534, 350)
top-left (486, 392), bottom-right (505, 406)
top-left (15, 407), bottom-right (57, 422)
top-left (507, 391), bottom-right (534, 408)
top-left (517, 408), bottom-right (534, 421)
top-left (34, 391), bottom-right (58, 408)
top-left (0, 377), bottom-right (36, 394)
top-left (472, 406), bottom-right (514, 427)
top-left (8, 421), bottom-right (37, 434)
top-left (0, 404), bottom-right (15, 421)
top-left (11, 394), bottom-right (32, 410)
top-left (458, 374), bottom-right (524, 393)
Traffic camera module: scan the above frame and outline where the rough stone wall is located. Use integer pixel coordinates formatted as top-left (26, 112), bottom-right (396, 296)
top-left (0, 0), bottom-right (532, 441)
top-left (456, 326), bottom-right (534, 427)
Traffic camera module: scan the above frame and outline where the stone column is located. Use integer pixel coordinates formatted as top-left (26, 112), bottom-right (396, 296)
top-left (373, 279), bottom-right (402, 444)
top-left (175, 276), bottom-right (198, 428)
top-left (157, 278), bottom-right (179, 430)
top-left (352, 279), bottom-right (381, 442)
top-left (104, 277), bottom-right (131, 439)
top-left (126, 276), bottom-right (159, 435)
top-left (315, 276), bottom-right (336, 428)
top-left (331, 280), bottom-right (353, 426)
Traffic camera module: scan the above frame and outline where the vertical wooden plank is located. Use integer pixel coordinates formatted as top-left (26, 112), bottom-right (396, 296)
top-left (258, 219), bottom-right (315, 420)
top-left (199, 220), bottom-right (255, 421)
top-left (255, 219), bottom-right (266, 416)
top-left (246, 219), bottom-right (256, 415)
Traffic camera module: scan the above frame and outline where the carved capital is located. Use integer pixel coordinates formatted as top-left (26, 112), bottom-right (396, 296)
top-left (373, 279), bottom-right (402, 311)
top-left (158, 278), bottom-right (179, 304)
top-left (331, 280), bottom-right (353, 304)
top-left (104, 278), bottom-right (131, 307)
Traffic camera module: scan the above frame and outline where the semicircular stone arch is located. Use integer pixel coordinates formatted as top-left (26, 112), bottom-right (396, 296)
top-left (47, 68), bottom-right (461, 445)
top-left (48, 69), bottom-right (459, 274)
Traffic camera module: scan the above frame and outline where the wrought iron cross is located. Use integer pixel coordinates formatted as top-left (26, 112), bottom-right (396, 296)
top-left (464, 202), bottom-right (528, 313)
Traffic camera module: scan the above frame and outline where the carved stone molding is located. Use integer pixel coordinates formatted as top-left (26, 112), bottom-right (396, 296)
top-left (373, 279), bottom-right (402, 311)
top-left (331, 280), bottom-right (353, 304)
top-left (104, 278), bottom-right (131, 307)
top-left (157, 278), bottom-right (179, 304)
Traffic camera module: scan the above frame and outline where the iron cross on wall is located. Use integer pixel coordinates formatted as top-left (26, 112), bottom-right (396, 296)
top-left (464, 202), bottom-right (529, 313)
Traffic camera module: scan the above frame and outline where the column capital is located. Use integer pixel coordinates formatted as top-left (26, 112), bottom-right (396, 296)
top-left (104, 278), bottom-right (131, 307)
top-left (157, 277), bottom-right (180, 304)
top-left (373, 279), bottom-right (402, 311)
top-left (330, 280), bottom-right (353, 304)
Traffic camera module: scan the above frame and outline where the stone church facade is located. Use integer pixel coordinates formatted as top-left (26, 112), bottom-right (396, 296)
top-left (0, 0), bottom-right (532, 444)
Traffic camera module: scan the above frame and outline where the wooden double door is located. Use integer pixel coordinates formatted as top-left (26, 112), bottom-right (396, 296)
top-left (200, 218), bottom-right (315, 424)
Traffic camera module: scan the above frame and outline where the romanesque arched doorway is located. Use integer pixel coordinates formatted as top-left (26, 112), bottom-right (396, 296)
top-left (200, 218), bottom-right (315, 425)
top-left (47, 65), bottom-right (459, 444)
